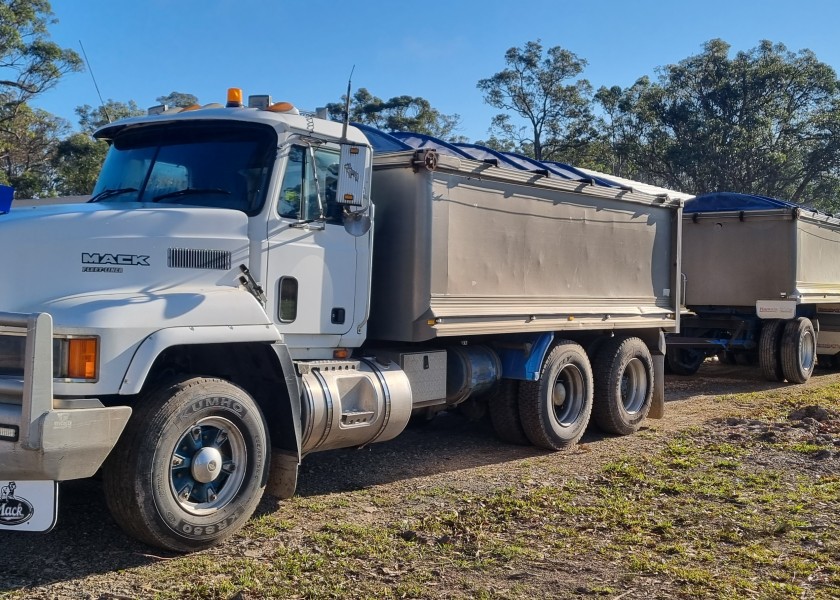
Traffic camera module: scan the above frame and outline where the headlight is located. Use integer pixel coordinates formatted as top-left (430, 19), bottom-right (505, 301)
top-left (0, 333), bottom-right (98, 381)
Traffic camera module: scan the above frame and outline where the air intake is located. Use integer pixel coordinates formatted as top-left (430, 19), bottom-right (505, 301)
top-left (168, 248), bottom-right (232, 270)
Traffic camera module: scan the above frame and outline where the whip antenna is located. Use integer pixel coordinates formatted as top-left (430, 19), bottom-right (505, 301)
top-left (341, 65), bottom-right (355, 142)
top-left (79, 40), bottom-right (111, 124)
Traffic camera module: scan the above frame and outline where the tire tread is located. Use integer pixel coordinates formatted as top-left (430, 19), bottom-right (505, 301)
top-left (487, 379), bottom-right (530, 445)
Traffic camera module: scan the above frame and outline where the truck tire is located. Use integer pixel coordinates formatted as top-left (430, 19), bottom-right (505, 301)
top-left (518, 341), bottom-right (593, 450)
top-left (592, 336), bottom-right (654, 435)
top-left (780, 317), bottom-right (816, 384)
top-left (665, 347), bottom-right (704, 376)
top-left (103, 376), bottom-right (270, 552)
top-left (758, 319), bottom-right (785, 382)
top-left (487, 379), bottom-right (530, 445)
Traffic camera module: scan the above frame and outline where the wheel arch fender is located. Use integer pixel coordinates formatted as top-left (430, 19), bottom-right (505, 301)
top-left (494, 332), bottom-right (555, 381)
top-left (119, 324), bottom-right (281, 395)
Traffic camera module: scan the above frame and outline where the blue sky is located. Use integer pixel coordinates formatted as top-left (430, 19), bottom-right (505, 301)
top-left (34, 0), bottom-right (840, 143)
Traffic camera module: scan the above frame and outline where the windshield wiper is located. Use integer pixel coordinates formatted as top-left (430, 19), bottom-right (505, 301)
top-left (88, 187), bottom-right (138, 203)
top-left (152, 188), bottom-right (232, 203)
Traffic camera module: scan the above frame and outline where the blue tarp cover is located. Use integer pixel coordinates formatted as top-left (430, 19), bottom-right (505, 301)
top-left (389, 132), bottom-right (474, 159)
top-left (364, 127), bottom-right (615, 188)
top-left (684, 192), bottom-right (796, 213)
top-left (351, 123), bottom-right (412, 153)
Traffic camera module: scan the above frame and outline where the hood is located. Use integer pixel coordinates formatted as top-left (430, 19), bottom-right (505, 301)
top-left (0, 202), bottom-right (251, 314)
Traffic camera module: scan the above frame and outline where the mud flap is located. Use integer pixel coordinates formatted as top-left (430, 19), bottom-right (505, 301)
top-left (649, 354), bottom-right (665, 419)
top-left (0, 480), bottom-right (58, 532)
top-left (267, 450), bottom-right (299, 499)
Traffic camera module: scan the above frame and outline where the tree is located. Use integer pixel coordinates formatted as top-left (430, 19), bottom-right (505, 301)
top-left (477, 40), bottom-right (594, 161)
top-left (156, 91), bottom-right (199, 108)
top-left (0, 104), bottom-right (68, 197)
top-left (326, 88), bottom-right (464, 141)
top-left (52, 131), bottom-right (106, 195)
top-left (0, 0), bottom-right (82, 124)
top-left (75, 99), bottom-right (145, 134)
top-left (599, 39), bottom-right (840, 208)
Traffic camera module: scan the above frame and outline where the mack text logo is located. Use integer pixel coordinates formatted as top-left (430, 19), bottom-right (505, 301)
top-left (0, 481), bottom-right (34, 526)
top-left (82, 253), bottom-right (150, 266)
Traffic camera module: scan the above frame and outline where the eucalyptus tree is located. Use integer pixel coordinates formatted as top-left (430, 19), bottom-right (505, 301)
top-left (326, 88), bottom-right (463, 141)
top-left (598, 39), bottom-right (840, 208)
top-left (477, 40), bottom-right (594, 161)
top-left (0, 0), bottom-right (82, 124)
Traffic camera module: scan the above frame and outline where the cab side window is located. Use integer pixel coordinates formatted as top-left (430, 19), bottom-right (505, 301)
top-left (278, 144), bottom-right (342, 224)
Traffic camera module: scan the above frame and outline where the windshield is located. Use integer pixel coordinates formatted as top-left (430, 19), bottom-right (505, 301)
top-left (92, 122), bottom-right (276, 215)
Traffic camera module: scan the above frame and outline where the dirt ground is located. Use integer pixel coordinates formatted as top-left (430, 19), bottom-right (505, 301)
top-left (1, 361), bottom-right (839, 599)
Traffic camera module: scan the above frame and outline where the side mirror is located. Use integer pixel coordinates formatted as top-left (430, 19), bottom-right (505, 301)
top-left (343, 211), bottom-right (371, 237)
top-left (336, 144), bottom-right (370, 212)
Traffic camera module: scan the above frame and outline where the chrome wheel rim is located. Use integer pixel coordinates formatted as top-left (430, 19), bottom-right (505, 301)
top-left (621, 358), bottom-right (648, 414)
top-left (800, 329), bottom-right (816, 372)
top-left (551, 363), bottom-right (585, 428)
top-left (169, 416), bottom-right (247, 515)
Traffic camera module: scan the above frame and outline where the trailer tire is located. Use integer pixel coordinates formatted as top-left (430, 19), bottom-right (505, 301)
top-left (487, 379), bottom-right (529, 445)
top-left (103, 376), bottom-right (269, 553)
top-left (759, 319), bottom-right (785, 382)
top-left (666, 347), bottom-right (704, 376)
top-left (592, 337), bottom-right (654, 435)
top-left (518, 341), bottom-right (593, 450)
top-left (780, 317), bottom-right (816, 384)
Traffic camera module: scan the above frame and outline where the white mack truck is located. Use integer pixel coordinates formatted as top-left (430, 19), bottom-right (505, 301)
top-left (0, 89), bottom-right (682, 551)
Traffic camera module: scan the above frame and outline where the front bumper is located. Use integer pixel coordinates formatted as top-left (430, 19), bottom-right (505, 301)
top-left (0, 311), bottom-right (131, 480)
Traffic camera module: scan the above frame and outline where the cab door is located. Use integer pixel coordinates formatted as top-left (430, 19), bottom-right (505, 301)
top-left (266, 142), bottom-right (358, 344)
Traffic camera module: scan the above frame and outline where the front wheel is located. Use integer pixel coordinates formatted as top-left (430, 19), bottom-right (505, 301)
top-left (103, 377), bottom-right (270, 552)
top-left (518, 341), bottom-right (593, 450)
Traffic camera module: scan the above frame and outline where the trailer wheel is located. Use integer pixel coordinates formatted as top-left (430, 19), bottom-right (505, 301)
top-left (780, 317), bottom-right (816, 384)
top-left (103, 376), bottom-right (269, 552)
top-left (665, 347), bottom-right (704, 376)
top-left (487, 379), bottom-right (529, 445)
top-left (592, 337), bottom-right (654, 435)
top-left (758, 319), bottom-right (785, 382)
top-left (518, 341), bottom-right (593, 450)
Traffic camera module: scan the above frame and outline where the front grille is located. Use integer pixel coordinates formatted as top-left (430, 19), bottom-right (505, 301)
top-left (167, 248), bottom-right (232, 270)
top-left (0, 334), bottom-right (24, 377)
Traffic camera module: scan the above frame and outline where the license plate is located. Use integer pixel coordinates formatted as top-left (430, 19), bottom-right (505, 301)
top-left (0, 480), bottom-right (58, 532)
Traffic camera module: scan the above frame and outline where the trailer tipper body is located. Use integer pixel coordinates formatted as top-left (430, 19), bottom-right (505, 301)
top-left (669, 192), bottom-right (840, 382)
top-left (0, 89), bottom-right (681, 551)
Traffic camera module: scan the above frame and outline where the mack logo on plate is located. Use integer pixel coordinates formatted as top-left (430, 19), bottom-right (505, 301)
top-left (0, 481), bottom-right (34, 526)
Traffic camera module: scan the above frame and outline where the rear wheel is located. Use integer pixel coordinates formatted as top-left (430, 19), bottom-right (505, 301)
top-left (666, 347), bottom-right (704, 376)
top-left (759, 320), bottom-right (785, 382)
top-left (487, 379), bottom-right (529, 445)
top-left (518, 341), bottom-right (593, 450)
top-left (592, 337), bottom-right (654, 435)
top-left (780, 317), bottom-right (816, 383)
top-left (103, 376), bottom-right (270, 552)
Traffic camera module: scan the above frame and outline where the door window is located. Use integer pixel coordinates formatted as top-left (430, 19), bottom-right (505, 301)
top-left (278, 145), bottom-right (342, 223)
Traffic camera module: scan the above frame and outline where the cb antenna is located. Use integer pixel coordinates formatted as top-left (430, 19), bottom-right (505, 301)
top-left (79, 40), bottom-right (111, 124)
top-left (341, 65), bottom-right (355, 142)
